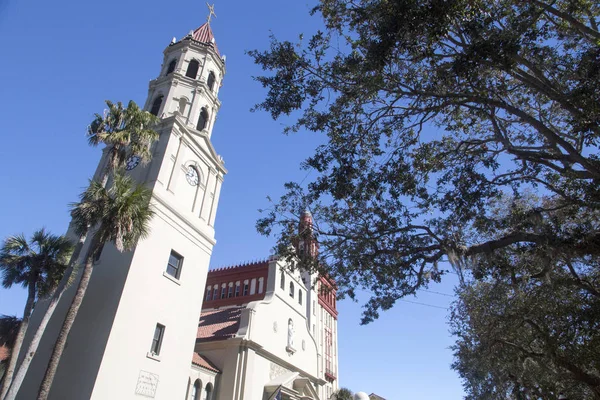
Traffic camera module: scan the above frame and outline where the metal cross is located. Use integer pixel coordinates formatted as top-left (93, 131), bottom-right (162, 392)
top-left (206, 3), bottom-right (217, 23)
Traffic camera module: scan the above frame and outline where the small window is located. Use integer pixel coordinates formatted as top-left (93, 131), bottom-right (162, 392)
top-left (280, 273), bottom-right (285, 290)
top-left (207, 71), bottom-right (216, 91)
top-left (235, 283), bottom-right (240, 297)
top-left (298, 290), bottom-right (303, 305)
top-left (205, 287), bottom-right (211, 301)
top-left (150, 324), bottom-right (165, 355)
top-left (150, 95), bottom-right (163, 116)
top-left (186, 59), bottom-right (200, 79)
top-left (166, 59), bottom-right (177, 75)
top-left (243, 282), bottom-right (249, 296)
top-left (289, 282), bottom-right (295, 298)
top-left (196, 107), bottom-right (209, 131)
top-left (212, 286), bottom-right (218, 300)
top-left (220, 286), bottom-right (226, 299)
top-left (228, 285), bottom-right (234, 298)
top-left (166, 251), bottom-right (183, 279)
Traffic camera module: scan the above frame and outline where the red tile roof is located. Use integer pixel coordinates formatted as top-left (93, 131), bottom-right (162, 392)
top-left (190, 22), bottom-right (220, 56)
top-left (0, 345), bottom-right (10, 362)
top-left (197, 307), bottom-right (243, 342)
top-left (191, 353), bottom-right (220, 373)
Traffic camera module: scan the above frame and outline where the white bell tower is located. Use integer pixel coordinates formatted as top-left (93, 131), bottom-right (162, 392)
top-left (16, 19), bottom-right (227, 400)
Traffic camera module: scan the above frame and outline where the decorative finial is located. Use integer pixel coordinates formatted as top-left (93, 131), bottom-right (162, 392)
top-left (206, 3), bottom-right (217, 24)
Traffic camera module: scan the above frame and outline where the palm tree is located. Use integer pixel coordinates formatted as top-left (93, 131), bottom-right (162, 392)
top-left (88, 100), bottom-right (160, 187)
top-left (37, 173), bottom-right (154, 400)
top-left (3, 100), bottom-right (160, 400)
top-left (0, 231), bottom-right (73, 399)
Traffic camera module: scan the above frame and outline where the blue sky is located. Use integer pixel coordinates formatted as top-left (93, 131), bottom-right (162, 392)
top-left (0, 0), bottom-right (464, 398)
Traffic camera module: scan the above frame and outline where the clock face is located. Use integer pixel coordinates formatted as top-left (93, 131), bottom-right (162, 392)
top-left (185, 166), bottom-right (199, 186)
top-left (125, 155), bottom-right (141, 171)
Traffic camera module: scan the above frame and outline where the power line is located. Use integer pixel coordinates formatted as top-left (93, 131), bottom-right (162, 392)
top-left (363, 289), bottom-right (450, 310)
top-left (399, 299), bottom-right (449, 310)
top-left (420, 289), bottom-right (454, 298)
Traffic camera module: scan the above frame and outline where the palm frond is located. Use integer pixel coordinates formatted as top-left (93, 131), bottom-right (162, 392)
top-left (0, 230), bottom-right (73, 295)
top-left (92, 173), bottom-right (154, 252)
top-left (85, 99), bottom-right (159, 175)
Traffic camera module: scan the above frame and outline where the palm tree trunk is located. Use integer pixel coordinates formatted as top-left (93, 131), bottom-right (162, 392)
top-left (36, 235), bottom-right (100, 400)
top-left (2, 235), bottom-right (87, 400)
top-left (0, 279), bottom-right (36, 399)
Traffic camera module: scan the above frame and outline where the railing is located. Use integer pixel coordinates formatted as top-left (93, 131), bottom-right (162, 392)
top-left (325, 368), bottom-right (337, 381)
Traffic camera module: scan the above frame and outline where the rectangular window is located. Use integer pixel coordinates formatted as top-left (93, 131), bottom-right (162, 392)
top-left (150, 324), bottom-right (165, 355)
top-left (166, 251), bottom-right (183, 279)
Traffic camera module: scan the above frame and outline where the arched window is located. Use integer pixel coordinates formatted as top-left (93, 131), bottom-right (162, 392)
top-left (166, 59), bottom-right (177, 75)
top-left (186, 59), bottom-right (200, 79)
top-left (207, 71), bottom-right (216, 91)
top-left (280, 273), bottom-right (285, 290)
top-left (289, 282), bottom-right (295, 298)
top-left (190, 379), bottom-right (201, 400)
top-left (203, 383), bottom-right (213, 400)
top-left (179, 97), bottom-right (188, 115)
top-left (235, 281), bottom-right (240, 297)
top-left (228, 283), bottom-right (234, 298)
top-left (196, 107), bottom-right (209, 131)
top-left (205, 287), bottom-right (211, 301)
top-left (150, 95), bottom-right (163, 116)
top-left (298, 290), bottom-right (302, 305)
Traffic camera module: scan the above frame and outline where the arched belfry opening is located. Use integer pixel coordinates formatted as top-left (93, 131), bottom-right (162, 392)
top-left (150, 95), bottom-right (163, 116)
top-left (207, 71), bottom-right (216, 91)
top-left (197, 107), bottom-right (209, 131)
top-left (186, 59), bottom-right (200, 79)
top-left (166, 59), bottom-right (177, 75)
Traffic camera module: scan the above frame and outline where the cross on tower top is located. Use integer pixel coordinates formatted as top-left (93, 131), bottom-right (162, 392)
top-left (206, 3), bottom-right (217, 24)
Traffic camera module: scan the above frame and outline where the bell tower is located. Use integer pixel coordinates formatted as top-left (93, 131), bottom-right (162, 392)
top-left (145, 21), bottom-right (224, 140)
top-left (16, 18), bottom-right (227, 400)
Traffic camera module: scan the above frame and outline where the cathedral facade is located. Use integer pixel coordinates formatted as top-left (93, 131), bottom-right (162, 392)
top-left (15, 18), bottom-right (338, 400)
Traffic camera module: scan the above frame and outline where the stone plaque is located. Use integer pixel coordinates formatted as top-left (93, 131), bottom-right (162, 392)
top-left (135, 370), bottom-right (159, 398)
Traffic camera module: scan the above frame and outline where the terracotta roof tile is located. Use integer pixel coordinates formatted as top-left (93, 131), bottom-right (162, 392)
top-left (190, 22), bottom-right (220, 56)
top-left (0, 345), bottom-right (10, 362)
top-left (197, 307), bottom-right (243, 342)
top-left (191, 353), bottom-right (220, 373)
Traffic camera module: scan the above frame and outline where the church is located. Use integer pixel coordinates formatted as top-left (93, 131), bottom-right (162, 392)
top-left (12, 13), bottom-right (339, 400)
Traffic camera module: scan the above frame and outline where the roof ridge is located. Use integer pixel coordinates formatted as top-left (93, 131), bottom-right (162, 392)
top-left (210, 258), bottom-right (270, 273)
